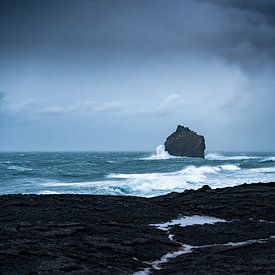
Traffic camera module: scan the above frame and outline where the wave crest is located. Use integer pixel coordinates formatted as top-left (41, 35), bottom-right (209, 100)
top-left (251, 167), bottom-right (275, 173)
top-left (38, 190), bottom-right (61, 195)
top-left (107, 165), bottom-right (222, 195)
top-left (42, 164), bottom-right (244, 197)
top-left (260, 157), bottom-right (275, 162)
top-left (142, 145), bottom-right (176, 160)
top-left (206, 153), bottom-right (259, 161)
top-left (220, 164), bottom-right (240, 171)
top-left (7, 165), bottom-right (32, 172)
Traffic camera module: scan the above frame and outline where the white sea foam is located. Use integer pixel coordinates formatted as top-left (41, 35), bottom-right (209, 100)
top-left (220, 164), bottom-right (240, 171)
top-left (107, 160), bottom-right (117, 164)
top-left (42, 181), bottom-right (98, 187)
top-left (107, 165), bottom-right (220, 194)
top-left (251, 167), bottom-right (275, 173)
top-left (41, 165), bottom-right (221, 196)
top-left (2, 151), bottom-right (275, 197)
top-left (38, 190), bottom-right (61, 195)
top-left (260, 156), bottom-right (275, 162)
top-left (40, 164), bottom-right (274, 197)
top-left (108, 164), bottom-right (246, 194)
top-left (150, 215), bottom-right (226, 230)
top-left (40, 180), bottom-right (130, 195)
top-left (206, 153), bottom-right (259, 161)
top-left (7, 165), bottom-right (32, 172)
top-left (142, 145), bottom-right (176, 160)
top-left (42, 180), bottom-right (120, 187)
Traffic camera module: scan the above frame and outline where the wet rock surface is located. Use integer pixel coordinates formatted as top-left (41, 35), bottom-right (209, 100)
top-left (164, 125), bottom-right (205, 158)
top-left (153, 238), bottom-right (275, 275)
top-left (0, 182), bottom-right (274, 274)
top-left (170, 220), bottom-right (275, 246)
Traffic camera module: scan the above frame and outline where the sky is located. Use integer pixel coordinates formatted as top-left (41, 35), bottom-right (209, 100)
top-left (0, 0), bottom-right (275, 151)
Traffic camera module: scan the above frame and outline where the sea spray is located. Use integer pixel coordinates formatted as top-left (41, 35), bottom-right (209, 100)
top-left (142, 145), bottom-right (176, 160)
top-left (0, 151), bottom-right (274, 196)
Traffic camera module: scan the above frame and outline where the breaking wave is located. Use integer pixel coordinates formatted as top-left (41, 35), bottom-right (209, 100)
top-left (1, 151), bottom-right (274, 196)
top-left (251, 167), bottom-right (275, 173)
top-left (41, 165), bottom-right (239, 197)
top-left (220, 164), bottom-right (240, 171)
top-left (38, 162), bottom-right (275, 197)
top-left (142, 145), bottom-right (177, 160)
top-left (260, 157), bottom-right (275, 162)
top-left (41, 181), bottom-right (132, 196)
top-left (105, 165), bottom-right (241, 196)
top-left (206, 153), bottom-right (260, 161)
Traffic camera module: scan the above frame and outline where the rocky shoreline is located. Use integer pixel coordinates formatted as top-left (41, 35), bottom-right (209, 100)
top-left (0, 182), bottom-right (274, 274)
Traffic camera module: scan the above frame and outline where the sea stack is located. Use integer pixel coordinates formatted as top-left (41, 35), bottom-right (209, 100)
top-left (164, 125), bottom-right (205, 158)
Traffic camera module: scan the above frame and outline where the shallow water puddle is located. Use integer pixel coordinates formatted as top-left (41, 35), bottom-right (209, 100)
top-left (149, 215), bottom-right (226, 230)
top-left (134, 216), bottom-right (275, 274)
top-left (133, 215), bottom-right (226, 274)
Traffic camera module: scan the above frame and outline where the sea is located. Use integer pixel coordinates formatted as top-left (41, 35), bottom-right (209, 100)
top-left (0, 145), bottom-right (274, 197)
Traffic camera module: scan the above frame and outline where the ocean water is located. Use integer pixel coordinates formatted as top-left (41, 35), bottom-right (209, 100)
top-left (0, 145), bottom-right (275, 197)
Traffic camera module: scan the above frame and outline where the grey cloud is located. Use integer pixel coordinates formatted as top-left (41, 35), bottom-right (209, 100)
top-left (1, 0), bottom-right (274, 73)
top-left (149, 94), bottom-right (191, 117)
top-left (69, 101), bottom-right (126, 113)
top-left (0, 94), bottom-right (192, 119)
top-left (1, 98), bottom-right (127, 117)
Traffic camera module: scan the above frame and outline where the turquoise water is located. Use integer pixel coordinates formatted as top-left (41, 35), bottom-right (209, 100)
top-left (0, 147), bottom-right (275, 197)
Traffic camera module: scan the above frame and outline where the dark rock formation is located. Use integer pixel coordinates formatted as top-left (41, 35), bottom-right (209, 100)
top-left (165, 125), bottom-right (205, 158)
top-left (0, 182), bottom-right (274, 274)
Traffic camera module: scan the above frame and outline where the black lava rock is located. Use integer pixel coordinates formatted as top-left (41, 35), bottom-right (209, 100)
top-left (164, 125), bottom-right (205, 158)
top-left (0, 182), bottom-right (274, 274)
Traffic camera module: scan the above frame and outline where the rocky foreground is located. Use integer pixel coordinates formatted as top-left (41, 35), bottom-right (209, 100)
top-left (0, 182), bottom-right (274, 274)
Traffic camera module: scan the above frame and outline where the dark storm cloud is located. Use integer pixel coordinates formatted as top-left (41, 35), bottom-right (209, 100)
top-left (210, 0), bottom-right (275, 19)
top-left (1, 0), bottom-right (275, 72)
top-left (201, 0), bottom-right (275, 69)
top-left (0, 0), bottom-right (274, 150)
